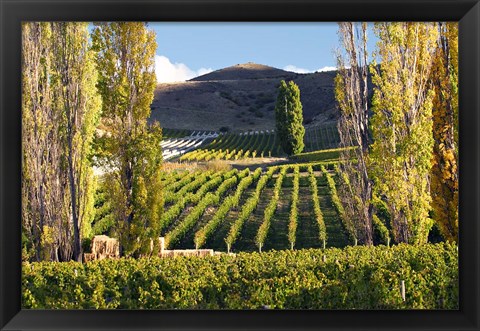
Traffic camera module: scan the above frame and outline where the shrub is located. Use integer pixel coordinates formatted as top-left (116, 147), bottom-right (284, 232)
top-left (288, 167), bottom-right (300, 249)
top-left (22, 243), bottom-right (459, 309)
top-left (290, 147), bottom-right (357, 163)
top-left (321, 165), bottom-right (355, 243)
top-left (255, 167), bottom-right (286, 251)
top-left (308, 166), bottom-right (327, 247)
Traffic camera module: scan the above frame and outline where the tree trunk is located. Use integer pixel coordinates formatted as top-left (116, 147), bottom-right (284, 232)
top-left (68, 135), bottom-right (82, 262)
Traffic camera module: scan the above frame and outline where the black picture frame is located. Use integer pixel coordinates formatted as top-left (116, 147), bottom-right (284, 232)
top-left (1, 0), bottom-right (479, 330)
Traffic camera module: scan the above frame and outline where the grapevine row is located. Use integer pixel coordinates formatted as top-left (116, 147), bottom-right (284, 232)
top-left (307, 165), bottom-right (327, 248)
top-left (24, 243), bottom-right (458, 309)
top-left (215, 168), bottom-right (249, 198)
top-left (160, 170), bottom-right (233, 232)
top-left (164, 170), bottom-right (246, 248)
top-left (255, 166), bottom-right (287, 251)
top-left (165, 169), bottom-right (249, 246)
top-left (164, 193), bottom-right (219, 248)
top-left (164, 170), bottom-right (212, 203)
top-left (179, 132), bottom-right (283, 161)
top-left (288, 166), bottom-right (300, 250)
top-left (194, 168), bottom-right (256, 249)
top-left (225, 167), bottom-right (277, 252)
top-left (163, 170), bottom-right (198, 193)
top-left (161, 170), bottom-right (188, 186)
top-left (189, 169), bottom-right (238, 204)
top-left (321, 165), bottom-right (356, 244)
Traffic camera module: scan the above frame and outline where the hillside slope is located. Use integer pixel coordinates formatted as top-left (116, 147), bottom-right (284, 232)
top-left (191, 62), bottom-right (292, 81)
top-left (149, 62), bottom-right (339, 132)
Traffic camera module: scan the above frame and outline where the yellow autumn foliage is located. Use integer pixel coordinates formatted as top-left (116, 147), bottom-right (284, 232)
top-left (430, 22), bottom-right (458, 242)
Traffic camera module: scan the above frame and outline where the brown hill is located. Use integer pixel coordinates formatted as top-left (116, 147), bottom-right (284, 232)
top-left (149, 62), bottom-right (339, 132)
top-left (191, 62), bottom-right (294, 81)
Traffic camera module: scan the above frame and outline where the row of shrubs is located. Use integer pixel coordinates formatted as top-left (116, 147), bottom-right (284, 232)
top-left (290, 147), bottom-right (357, 163)
top-left (225, 167), bottom-right (278, 252)
top-left (180, 132), bottom-right (283, 161)
top-left (287, 167), bottom-right (300, 249)
top-left (194, 168), bottom-right (261, 249)
top-left (22, 242), bottom-right (458, 309)
top-left (255, 167), bottom-right (287, 251)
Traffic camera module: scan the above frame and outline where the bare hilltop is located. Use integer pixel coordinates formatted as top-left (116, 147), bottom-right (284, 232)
top-left (149, 62), bottom-right (339, 132)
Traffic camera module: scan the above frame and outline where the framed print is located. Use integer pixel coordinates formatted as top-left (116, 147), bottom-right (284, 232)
top-left (1, 0), bottom-right (479, 330)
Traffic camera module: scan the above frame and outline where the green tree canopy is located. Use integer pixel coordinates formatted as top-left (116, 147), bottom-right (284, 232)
top-left (274, 80), bottom-right (305, 156)
top-left (430, 22), bottom-right (458, 242)
top-left (92, 22), bottom-right (163, 257)
top-left (22, 22), bottom-right (101, 262)
top-left (369, 22), bottom-right (438, 244)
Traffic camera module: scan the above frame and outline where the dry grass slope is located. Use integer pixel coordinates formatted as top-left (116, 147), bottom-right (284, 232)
top-left (149, 62), bottom-right (339, 132)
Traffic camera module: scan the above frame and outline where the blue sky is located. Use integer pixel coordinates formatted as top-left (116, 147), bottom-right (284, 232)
top-left (149, 22), bottom-right (377, 83)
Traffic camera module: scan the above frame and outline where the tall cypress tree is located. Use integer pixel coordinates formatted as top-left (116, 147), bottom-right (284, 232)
top-left (275, 80), bottom-right (305, 156)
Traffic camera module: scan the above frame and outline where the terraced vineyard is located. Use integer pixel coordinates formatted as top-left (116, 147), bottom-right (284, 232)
top-left (160, 131), bottom-right (218, 160)
top-left (153, 162), bottom-right (370, 252)
top-left (151, 126), bottom-right (380, 252)
top-left (304, 123), bottom-right (341, 151)
top-left (160, 122), bottom-right (341, 162)
top-left (162, 128), bottom-right (217, 138)
top-left (179, 130), bottom-right (284, 161)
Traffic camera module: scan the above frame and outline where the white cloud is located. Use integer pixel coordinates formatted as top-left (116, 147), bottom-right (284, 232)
top-left (196, 67), bottom-right (213, 77)
top-left (283, 64), bottom-right (337, 74)
top-left (283, 65), bottom-right (312, 74)
top-left (316, 66), bottom-right (337, 72)
top-left (155, 55), bottom-right (213, 83)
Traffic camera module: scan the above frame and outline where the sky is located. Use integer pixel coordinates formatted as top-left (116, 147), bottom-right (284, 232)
top-left (149, 22), bottom-right (377, 83)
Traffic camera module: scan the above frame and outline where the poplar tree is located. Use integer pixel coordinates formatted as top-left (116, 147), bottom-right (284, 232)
top-left (92, 22), bottom-right (163, 257)
top-left (22, 22), bottom-right (100, 261)
top-left (334, 22), bottom-right (373, 245)
top-left (22, 22), bottom-right (65, 261)
top-left (50, 22), bottom-right (101, 261)
top-left (275, 80), bottom-right (305, 156)
top-left (430, 22), bottom-right (458, 242)
top-left (369, 22), bottom-right (438, 244)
